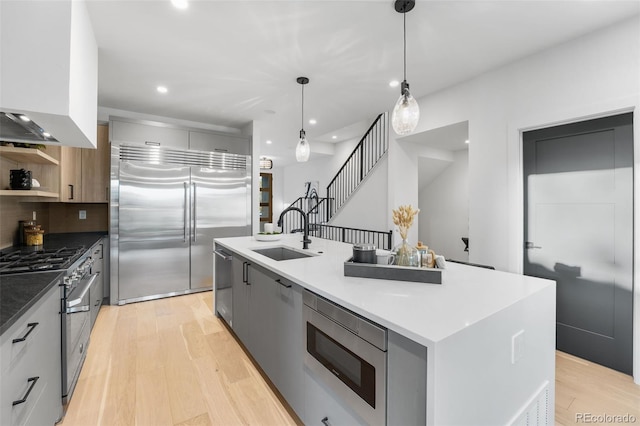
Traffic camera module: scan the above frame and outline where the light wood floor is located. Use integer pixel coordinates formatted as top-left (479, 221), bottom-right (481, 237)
top-left (60, 292), bottom-right (640, 426)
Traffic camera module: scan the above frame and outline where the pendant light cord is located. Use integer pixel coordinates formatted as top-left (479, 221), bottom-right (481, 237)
top-left (301, 83), bottom-right (304, 131)
top-left (403, 9), bottom-right (407, 83)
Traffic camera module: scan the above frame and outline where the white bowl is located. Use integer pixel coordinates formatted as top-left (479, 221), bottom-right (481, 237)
top-left (254, 233), bottom-right (283, 242)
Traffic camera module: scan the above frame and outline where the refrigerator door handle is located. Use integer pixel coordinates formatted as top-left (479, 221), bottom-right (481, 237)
top-left (183, 182), bottom-right (188, 242)
top-left (192, 182), bottom-right (197, 243)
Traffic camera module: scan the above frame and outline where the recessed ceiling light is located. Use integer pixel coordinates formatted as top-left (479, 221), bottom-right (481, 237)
top-left (266, 140), bottom-right (272, 144)
top-left (465, 139), bottom-right (470, 144)
top-left (332, 135), bottom-right (337, 139)
top-left (157, 86), bottom-right (168, 94)
top-left (309, 119), bottom-right (317, 125)
top-left (171, 0), bottom-right (188, 9)
top-left (389, 80), bottom-right (400, 88)
top-left (19, 115), bottom-right (31, 122)
top-left (42, 132), bottom-right (51, 137)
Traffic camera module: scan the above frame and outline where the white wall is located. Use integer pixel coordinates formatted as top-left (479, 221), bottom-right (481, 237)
top-left (330, 157), bottom-right (389, 233)
top-left (279, 136), bottom-right (361, 213)
top-left (418, 150), bottom-right (469, 262)
top-left (403, 16), bottom-right (640, 382)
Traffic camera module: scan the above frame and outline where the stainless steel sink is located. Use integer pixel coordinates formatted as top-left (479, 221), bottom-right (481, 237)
top-left (251, 246), bottom-right (316, 261)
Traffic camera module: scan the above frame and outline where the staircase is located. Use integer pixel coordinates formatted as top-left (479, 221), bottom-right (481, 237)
top-left (326, 112), bottom-right (389, 221)
top-left (279, 112), bottom-right (392, 249)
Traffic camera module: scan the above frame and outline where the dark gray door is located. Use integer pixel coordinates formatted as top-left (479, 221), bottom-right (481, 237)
top-left (523, 113), bottom-right (633, 375)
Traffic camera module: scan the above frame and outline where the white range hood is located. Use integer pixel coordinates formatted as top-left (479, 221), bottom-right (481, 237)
top-left (0, 0), bottom-right (97, 148)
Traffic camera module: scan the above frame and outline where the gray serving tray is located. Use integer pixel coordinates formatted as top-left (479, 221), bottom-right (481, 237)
top-left (344, 257), bottom-right (442, 284)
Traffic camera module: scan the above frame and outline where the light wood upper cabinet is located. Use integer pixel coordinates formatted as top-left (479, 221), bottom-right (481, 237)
top-left (81, 125), bottom-right (110, 202)
top-left (59, 124), bottom-right (110, 203)
top-left (59, 147), bottom-right (82, 202)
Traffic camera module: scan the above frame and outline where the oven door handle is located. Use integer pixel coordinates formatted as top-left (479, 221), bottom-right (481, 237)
top-left (67, 273), bottom-right (98, 309)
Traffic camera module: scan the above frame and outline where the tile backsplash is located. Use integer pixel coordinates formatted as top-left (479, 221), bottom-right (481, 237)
top-left (0, 199), bottom-right (107, 249)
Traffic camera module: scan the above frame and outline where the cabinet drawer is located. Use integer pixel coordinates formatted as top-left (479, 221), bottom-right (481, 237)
top-left (1, 284), bottom-right (61, 375)
top-left (111, 120), bottom-right (189, 149)
top-left (189, 130), bottom-right (250, 155)
top-left (0, 284), bottom-right (62, 426)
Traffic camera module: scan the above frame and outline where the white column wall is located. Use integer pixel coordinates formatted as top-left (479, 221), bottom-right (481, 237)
top-left (418, 150), bottom-right (469, 261)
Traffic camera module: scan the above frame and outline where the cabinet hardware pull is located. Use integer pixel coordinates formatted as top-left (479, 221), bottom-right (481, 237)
top-left (321, 417), bottom-right (330, 426)
top-left (145, 141), bottom-right (160, 146)
top-left (12, 322), bottom-right (38, 343)
top-left (214, 250), bottom-right (232, 261)
top-left (69, 184), bottom-right (74, 200)
top-left (276, 279), bottom-right (291, 288)
top-left (243, 262), bottom-right (251, 285)
top-left (214, 148), bottom-right (229, 152)
top-left (12, 377), bottom-right (39, 406)
top-left (105, 186), bottom-right (109, 201)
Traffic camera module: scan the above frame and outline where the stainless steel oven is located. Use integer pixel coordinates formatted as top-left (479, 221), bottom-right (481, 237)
top-left (62, 255), bottom-right (96, 404)
top-left (303, 289), bottom-right (387, 425)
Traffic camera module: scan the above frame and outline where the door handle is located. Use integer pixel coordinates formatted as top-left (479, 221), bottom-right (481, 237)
top-left (183, 182), bottom-right (188, 243)
top-left (192, 182), bottom-right (197, 243)
top-left (321, 417), bottom-right (331, 426)
top-left (525, 241), bottom-right (542, 249)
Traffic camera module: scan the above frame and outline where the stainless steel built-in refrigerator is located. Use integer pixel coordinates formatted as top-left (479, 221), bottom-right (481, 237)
top-left (110, 144), bottom-right (251, 304)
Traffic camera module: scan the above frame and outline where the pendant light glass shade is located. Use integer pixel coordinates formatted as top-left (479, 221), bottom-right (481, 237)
top-left (392, 82), bottom-right (420, 135)
top-left (295, 77), bottom-right (310, 162)
top-left (392, 0), bottom-right (419, 136)
top-left (296, 130), bottom-right (310, 162)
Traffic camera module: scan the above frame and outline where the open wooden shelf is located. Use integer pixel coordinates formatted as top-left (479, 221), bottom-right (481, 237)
top-left (0, 189), bottom-right (58, 198)
top-left (0, 146), bottom-right (59, 165)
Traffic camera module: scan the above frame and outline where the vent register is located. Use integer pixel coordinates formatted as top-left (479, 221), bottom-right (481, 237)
top-left (119, 144), bottom-right (248, 170)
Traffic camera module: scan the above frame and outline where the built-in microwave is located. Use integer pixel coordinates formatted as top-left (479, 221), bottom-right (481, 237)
top-left (303, 290), bottom-right (387, 425)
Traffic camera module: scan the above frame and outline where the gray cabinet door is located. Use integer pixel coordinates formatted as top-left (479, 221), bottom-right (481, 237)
top-left (189, 130), bottom-right (250, 155)
top-left (246, 265), bottom-right (274, 373)
top-left (111, 120), bottom-right (189, 149)
top-left (270, 277), bottom-right (304, 417)
top-left (231, 256), bottom-right (249, 344)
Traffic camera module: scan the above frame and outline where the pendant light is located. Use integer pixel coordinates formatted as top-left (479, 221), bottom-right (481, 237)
top-left (295, 76), bottom-right (311, 162)
top-left (391, 0), bottom-right (420, 135)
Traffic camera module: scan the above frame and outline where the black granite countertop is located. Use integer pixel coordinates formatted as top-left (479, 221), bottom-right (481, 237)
top-left (1, 232), bottom-right (107, 255)
top-left (0, 271), bottom-right (64, 335)
top-left (0, 232), bottom-right (107, 336)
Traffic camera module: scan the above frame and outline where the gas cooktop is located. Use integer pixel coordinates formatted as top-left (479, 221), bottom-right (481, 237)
top-left (0, 247), bottom-right (86, 275)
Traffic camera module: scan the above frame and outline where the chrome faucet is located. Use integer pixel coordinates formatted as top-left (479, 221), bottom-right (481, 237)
top-left (277, 206), bottom-right (311, 249)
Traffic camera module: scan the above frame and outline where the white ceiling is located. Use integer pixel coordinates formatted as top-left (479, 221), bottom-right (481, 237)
top-left (86, 1), bottom-right (639, 165)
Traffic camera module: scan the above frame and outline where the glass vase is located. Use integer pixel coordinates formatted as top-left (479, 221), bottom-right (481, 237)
top-left (393, 239), bottom-right (420, 267)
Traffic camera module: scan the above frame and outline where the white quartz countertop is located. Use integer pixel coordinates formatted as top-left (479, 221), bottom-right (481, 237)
top-left (215, 235), bottom-right (555, 347)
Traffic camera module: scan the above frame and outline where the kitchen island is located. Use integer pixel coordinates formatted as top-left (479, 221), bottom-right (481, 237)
top-left (214, 234), bottom-right (556, 425)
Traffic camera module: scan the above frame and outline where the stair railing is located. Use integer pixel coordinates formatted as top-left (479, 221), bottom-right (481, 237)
top-left (326, 112), bottom-right (388, 221)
